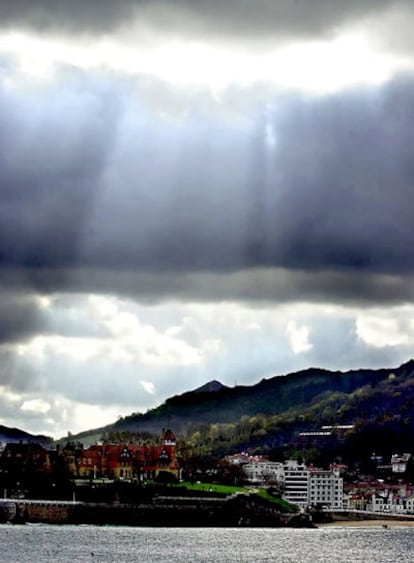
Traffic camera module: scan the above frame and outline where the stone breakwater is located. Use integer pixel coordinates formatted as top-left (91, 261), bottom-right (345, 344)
top-left (0, 496), bottom-right (310, 528)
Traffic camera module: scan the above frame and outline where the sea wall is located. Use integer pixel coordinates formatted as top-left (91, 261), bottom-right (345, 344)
top-left (0, 502), bottom-right (72, 524)
top-left (73, 496), bottom-right (287, 527)
top-left (23, 503), bottom-right (71, 524)
top-left (0, 496), bottom-right (298, 527)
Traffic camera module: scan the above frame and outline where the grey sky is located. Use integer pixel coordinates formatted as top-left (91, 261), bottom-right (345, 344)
top-left (0, 1), bottom-right (413, 437)
top-left (0, 1), bottom-right (405, 40)
top-left (1, 73), bottom-right (414, 281)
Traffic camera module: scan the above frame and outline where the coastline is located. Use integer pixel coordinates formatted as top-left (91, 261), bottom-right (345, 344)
top-left (318, 519), bottom-right (414, 527)
top-left (0, 496), bottom-right (304, 527)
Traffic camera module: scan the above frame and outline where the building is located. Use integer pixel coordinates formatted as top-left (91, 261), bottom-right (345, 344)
top-left (309, 468), bottom-right (343, 509)
top-left (282, 460), bottom-right (343, 509)
top-left (391, 453), bottom-right (411, 473)
top-left (76, 429), bottom-right (180, 481)
top-left (225, 452), bottom-right (258, 466)
top-left (61, 441), bottom-right (83, 477)
top-left (405, 495), bottom-right (414, 513)
top-left (368, 491), bottom-right (408, 514)
top-left (282, 460), bottom-right (310, 507)
top-left (345, 493), bottom-right (370, 511)
top-left (1, 443), bottom-right (53, 475)
top-left (243, 460), bottom-right (284, 484)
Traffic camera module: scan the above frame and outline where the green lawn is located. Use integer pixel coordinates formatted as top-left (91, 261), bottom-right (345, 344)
top-left (150, 479), bottom-right (297, 512)
top-left (177, 481), bottom-right (248, 495)
top-left (177, 482), bottom-right (297, 512)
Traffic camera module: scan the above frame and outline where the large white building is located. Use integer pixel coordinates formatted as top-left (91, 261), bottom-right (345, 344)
top-left (228, 454), bottom-right (344, 508)
top-left (282, 460), bottom-right (343, 508)
top-left (283, 460), bottom-right (310, 507)
top-left (309, 468), bottom-right (343, 509)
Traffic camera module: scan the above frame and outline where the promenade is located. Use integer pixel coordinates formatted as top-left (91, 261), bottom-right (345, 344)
top-left (323, 508), bottom-right (414, 522)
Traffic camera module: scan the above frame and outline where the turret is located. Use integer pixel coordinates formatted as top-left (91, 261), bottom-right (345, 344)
top-left (162, 429), bottom-right (176, 447)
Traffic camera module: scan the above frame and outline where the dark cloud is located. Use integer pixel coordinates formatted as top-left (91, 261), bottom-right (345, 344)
top-left (149, 0), bottom-right (399, 43)
top-left (258, 78), bottom-right (414, 274)
top-left (0, 288), bottom-right (110, 348)
top-left (1, 71), bottom-right (414, 307)
top-left (82, 75), bottom-right (414, 279)
top-left (0, 1), bottom-right (138, 34)
top-left (4, 268), bottom-right (414, 308)
top-left (0, 290), bottom-right (42, 343)
top-left (0, 1), bottom-right (404, 42)
top-left (0, 75), bottom-right (121, 271)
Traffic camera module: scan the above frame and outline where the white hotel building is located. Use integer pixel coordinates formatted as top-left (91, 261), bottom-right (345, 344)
top-left (282, 460), bottom-right (343, 509)
top-left (243, 460), bottom-right (343, 509)
top-left (283, 460), bottom-right (310, 507)
top-left (308, 468), bottom-right (343, 509)
top-left (236, 456), bottom-right (343, 509)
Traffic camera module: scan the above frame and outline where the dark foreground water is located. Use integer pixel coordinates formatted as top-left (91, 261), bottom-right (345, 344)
top-left (1, 524), bottom-right (414, 562)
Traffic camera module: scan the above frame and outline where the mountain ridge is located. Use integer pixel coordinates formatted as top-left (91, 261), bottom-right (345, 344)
top-left (0, 425), bottom-right (53, 446)
top-left (63, 359), bottom-right (414, 444)
top-left (193, 380), bottom-right (228, 394)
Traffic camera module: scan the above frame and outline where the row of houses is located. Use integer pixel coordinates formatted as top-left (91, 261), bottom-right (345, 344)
top-left (0, 429), bottom-right (180, 483)
top-left (345, 478), bottom-right (414, 514)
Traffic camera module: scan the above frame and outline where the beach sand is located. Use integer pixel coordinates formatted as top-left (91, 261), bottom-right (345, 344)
top-left (319, 519), bottom-right (414, 527)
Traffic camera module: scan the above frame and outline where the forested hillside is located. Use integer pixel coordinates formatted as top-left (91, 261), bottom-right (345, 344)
top-left (68, 360), bottom-right (414, 459)
top-left (181, 359), bottom-right (414, 466)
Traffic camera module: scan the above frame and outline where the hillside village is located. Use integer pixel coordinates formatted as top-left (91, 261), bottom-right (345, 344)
top-left (225, 450), bottom-right (414, 515)
top-left (2, 426), bottom-right (414, 517)
top-left (1, 361), bottom-right (414, 520)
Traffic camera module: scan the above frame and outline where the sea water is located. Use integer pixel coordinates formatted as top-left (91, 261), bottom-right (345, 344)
top-left (1, 524), bottom-right (414, 562)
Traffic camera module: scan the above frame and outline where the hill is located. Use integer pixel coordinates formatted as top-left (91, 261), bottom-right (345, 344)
top-left (66, 359), bottom-right (414, 447)
top-left (179, 358), bottom-right (414, 465)
top-left (0, 425), bottom-right (52, 446)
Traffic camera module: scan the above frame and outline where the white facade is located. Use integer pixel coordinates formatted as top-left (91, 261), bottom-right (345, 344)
top-left (368, 492), bottom-right (407, 514)
top-left (309, 469), bottom-right (343, 509)
top-left (282, 460), bottom-right (343, 509)
top-left (282, 460), bottom-right (310, 507)
top-left (228, 454), bottom-right (345, 509)
top-left (391, 453), bottom-right (411, 473)
top-left (406, 495), bottom-right (414, 513)
top-left (243, 461), bottom-right (284, 484)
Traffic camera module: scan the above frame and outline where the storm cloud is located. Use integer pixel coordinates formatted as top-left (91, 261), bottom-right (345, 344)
top-left (0, 290), bottom-right (43, 343)
top-left (0, 1), bottom-right (406, 43)
top-left (0, 2), bottom-right (414, 437)
top-left (1, 71), bottom-right (414, 299)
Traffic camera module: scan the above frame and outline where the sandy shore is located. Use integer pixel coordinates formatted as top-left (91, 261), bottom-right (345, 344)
top-left (319, 519), bottom-right (414, 527)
